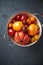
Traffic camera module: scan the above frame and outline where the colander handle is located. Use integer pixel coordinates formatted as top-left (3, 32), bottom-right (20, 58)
top-left (33, 13), bottom-right (43, 27)
top-left (3, 31), bottom-right (15, 46)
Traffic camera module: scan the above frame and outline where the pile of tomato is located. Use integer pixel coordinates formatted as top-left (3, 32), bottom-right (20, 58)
top-left (8, 13), bottom-right (40, 45)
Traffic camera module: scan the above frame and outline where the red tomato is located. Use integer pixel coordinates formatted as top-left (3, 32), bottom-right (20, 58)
top-left (8, 29), bottom-right (15, 36)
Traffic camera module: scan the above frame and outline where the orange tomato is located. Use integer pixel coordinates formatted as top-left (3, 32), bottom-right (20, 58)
top-left (28, 24), bottom-right (38, 36)
top-left (31, 37), bottom-right (35, 42)
top-left (8, 23), bottom-right (13, 28)
top-left (31, 16), bottom-right (36, 22)
top-left (26, 18), bottom-right (32, 25)
top-left (34, 35), bottom-right (39, 40)
top-left (13, 21), bottom-right (24, 31)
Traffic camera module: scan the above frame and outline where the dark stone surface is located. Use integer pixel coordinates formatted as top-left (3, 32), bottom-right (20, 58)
top-left (0, 0), bottom-right (43, 65)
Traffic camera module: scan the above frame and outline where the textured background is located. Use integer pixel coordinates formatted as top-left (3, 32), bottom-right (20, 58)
top-left (0, 0), bottom-right (43, 65)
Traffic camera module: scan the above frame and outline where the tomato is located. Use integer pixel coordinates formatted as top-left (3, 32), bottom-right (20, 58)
top-left (28, 24), bottom-right (38, 36)
top-left (22, 34), bottom-right (30, 45)
top-left (19, 31), bottom-right (25, 40)
top-left (14, 32), bottom-right (21, 43)
top-left (8, 23), bottom-right (13, 28)
top-left (13, 21), bottom-right (23, 31)
top-left (21, 15), bottom-right (27, 21)
top-left (8, 29), bottom-right (15, 36)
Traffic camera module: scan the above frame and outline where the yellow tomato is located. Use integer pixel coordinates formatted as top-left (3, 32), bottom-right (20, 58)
top-left (28, 24), bottom-right (38, 36)
top-left (31, 37), bottom-right (35, 43)
top-left (34, 35), bottom-right (39, 40)
top-left (13, 21), bottom-right (23, 31)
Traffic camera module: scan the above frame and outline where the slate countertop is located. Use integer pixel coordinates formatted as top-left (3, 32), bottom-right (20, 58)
top-left (0, 0), bottom-right (43, 65)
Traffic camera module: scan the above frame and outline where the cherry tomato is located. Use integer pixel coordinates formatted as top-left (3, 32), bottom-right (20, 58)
top-left (21, 15), bottom-right (27, 21)
top-left (8, 29), bottom-right (15, 36)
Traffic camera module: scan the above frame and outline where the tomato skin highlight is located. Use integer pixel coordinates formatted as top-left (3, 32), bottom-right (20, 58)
top-left (19, 31), bottom-right (25, 40)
